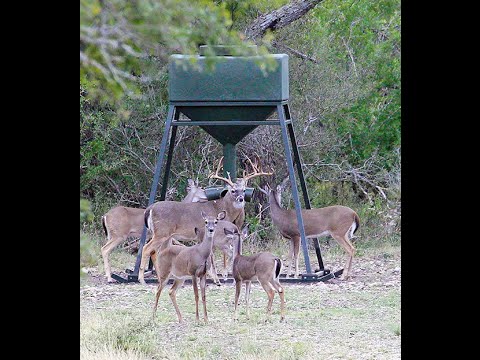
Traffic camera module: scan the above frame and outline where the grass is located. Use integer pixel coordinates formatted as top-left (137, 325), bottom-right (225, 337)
top-left (81, 200), bottom-right (401, 360)
top-left (81, 248), bottom-right (401, 360)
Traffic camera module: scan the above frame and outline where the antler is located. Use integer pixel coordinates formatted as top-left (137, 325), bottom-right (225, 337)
top-left (209, 157), bottom-right (235, 187)
top-left (243, 155), bottom-right (273, 184)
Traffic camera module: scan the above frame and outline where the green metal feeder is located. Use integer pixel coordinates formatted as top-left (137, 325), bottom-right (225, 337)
top-left (168, 47), bottom-right (289, 177)
top-left (112, 45), bottom-right (340, 284)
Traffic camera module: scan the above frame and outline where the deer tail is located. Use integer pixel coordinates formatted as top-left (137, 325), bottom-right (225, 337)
top-left (144, 207), bottom-right (152, 229)
top-left (274, 257), bottom-right (282, 279)
top-left (353, 213), bottom-right (360, 234)
top-left (101, 215), bottom-right (109, 240)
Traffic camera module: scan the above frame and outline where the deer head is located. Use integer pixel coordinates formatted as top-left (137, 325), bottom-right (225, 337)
top-left (209, 156), bottom-right (273, 209)
top-left (200, 210), bottom-right (226, 237)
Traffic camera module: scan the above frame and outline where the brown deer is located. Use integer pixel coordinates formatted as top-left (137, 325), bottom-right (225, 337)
top-left (224, 226), bottom-right (285, 322)
top-left (208, 220), bottom-right (238, 283)
top-left (138, 156), bottom-right (272, 284)
top-left (152, 211), bottom-right (225, 323)
top-left (259, 184), bottom-right (360, 280)
top-left (100, 179), bottom-right (206, 283)
top-left (151, 219), bottom-right (239, 286)
top-left (183, 178), bottom-right (208, 203)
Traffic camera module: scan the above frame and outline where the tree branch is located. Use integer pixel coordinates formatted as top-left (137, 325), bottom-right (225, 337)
top-left (272, 41), bottom-right (319, 64)
top-left (245, 0), bottom-right (325, 40)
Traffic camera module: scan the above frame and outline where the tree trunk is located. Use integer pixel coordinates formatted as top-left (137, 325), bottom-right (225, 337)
top-left (245, 0), bottom-right (325, 40)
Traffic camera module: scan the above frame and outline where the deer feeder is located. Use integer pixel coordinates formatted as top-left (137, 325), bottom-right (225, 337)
top-left (112, 45), bottom-right (341, 284)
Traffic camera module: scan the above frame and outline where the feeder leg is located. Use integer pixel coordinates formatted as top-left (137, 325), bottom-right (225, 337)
top-left (222, 143), bottom-right (237, 180)
top-left (131, 105), bottom-right (178, 278)
top-left (284, 104), bottom-right (325, 271)
top-left (277, 104), bottom-right (312, 275)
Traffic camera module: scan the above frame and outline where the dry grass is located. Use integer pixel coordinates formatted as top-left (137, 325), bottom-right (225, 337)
top-left (81, 246), bottom-right (401, 360)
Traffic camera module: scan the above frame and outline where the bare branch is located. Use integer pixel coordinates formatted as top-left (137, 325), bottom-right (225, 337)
top-left (246, 0), bottom-right (325, 40)
top-left (273, 41), bottom-right (318, 64)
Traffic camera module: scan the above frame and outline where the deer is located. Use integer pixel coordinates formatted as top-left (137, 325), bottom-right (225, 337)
top-left (152, 211), bottom-right (225, 323)
top-left (150, 219), bottom-right (239, 286)
top-left (183, 178), bottom-right (208, 203)
top-left (207, 220), bottom-right (238, 283)
top-left (138, 156), bottom-right (272, 284)
top-left (259, 184), bottom-right (360, 280)
top-left (224, 226), bottom-right (285, 322)
top-left (100, 179), bottom-right (207, 283)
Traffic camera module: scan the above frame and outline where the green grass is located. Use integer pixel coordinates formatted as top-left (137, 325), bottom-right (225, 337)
top-left (81, 209), bottom-right (401, 359)
top-left (81, 265), bottom-right (401, 360)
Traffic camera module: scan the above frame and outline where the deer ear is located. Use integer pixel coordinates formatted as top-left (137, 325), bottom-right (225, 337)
top-left (220, 187), bottom-right (229, 197)
top-left (201, 211), bottom-right (207, 220)
top-left (241, 224), bottom-right (249, 237)
top-left (217, 211), bottom-right (226, 220)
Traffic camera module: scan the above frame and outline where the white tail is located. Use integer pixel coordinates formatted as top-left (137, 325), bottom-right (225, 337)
top-left (100, 180), bottom-right (206, 283)
top-left (225, 226), bottom-right (286, 322)
top-left (259, 184), bottom-right (360, 280)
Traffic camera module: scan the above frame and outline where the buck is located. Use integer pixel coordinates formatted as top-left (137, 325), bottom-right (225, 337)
top-left (259, 184), bottom-right (360, 280)
top-left (152, 211), bottom-right (225, 323)
top-left (224, 226), bottom-right (285, 322)
top-left (100, 179), bottom-right (207, 283)
top-left (138, 156), bottom-right (272, 284)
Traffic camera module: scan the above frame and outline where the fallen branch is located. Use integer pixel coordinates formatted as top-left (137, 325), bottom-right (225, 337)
top-left (246, 0), bottom-right (325, 40)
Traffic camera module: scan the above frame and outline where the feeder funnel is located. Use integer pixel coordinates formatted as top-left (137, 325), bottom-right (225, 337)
top-left (169, 45), bottom-right (289, 146)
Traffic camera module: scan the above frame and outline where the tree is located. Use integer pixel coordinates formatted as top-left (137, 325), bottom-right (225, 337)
top-left (80, 0), bottom-right (265, 104)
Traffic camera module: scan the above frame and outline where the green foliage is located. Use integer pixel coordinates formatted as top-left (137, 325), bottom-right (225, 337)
top-left (310, 0), bottom-right (401, 167)
top-left (337, 87), bottom-right (400, 168)
top-left (80, 198), bottom-right (97, 276)
top-left (80, 198), bottom-right (94, 224)
top-left (80, 0), bottom-right (401, 252)
top-left (80, 0), bottom-right (266, 106)
top-left (215, 0), bottom-right (289, 23)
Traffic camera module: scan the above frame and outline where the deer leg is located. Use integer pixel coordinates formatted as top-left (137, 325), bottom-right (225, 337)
top-left (192, 275), bottom-right (200, 322)
top-left (200, 274), bottom-right (208, 323)
top-left (331, 233), bottom-right (356, 280)
top-left (222, 251), bottom-right (228, 279)
top-left (208, 252), bottom-right (221, 286)
top-left (169, 279), bottom-right (185, 323)
top-left (293, 236), bottom-right (301, 278)
top-left (271, 279), bottom-right (285, 322)
top-left (260, 281), bottom-right (275, 321)
top-left (233, 280), bottom-right (242, 321)
top-left (150, 251), bottom-right (161, 282)
top-left (245, 281), bottom-right (252, 319)
top-left (152, 275), bottom-right (169, 320)
top-left (101, 235), bottom-right (126, 282)
top-left (138, 239), bottom-right (155, 285)
top-left (287, 239), bottom-right (294, 277)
